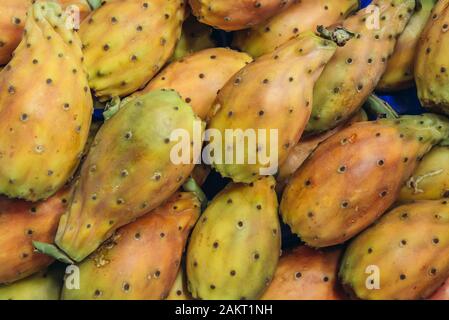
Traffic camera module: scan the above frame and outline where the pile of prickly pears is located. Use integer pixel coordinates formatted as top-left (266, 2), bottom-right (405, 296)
top-left (2, 0), bottom-right (449, 302)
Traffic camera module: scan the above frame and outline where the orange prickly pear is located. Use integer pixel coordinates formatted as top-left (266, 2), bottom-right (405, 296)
top-left (306, 0), bottom-right (416, 134)
top-left (207, 30), bottom-right (344, 183)
top-left (415, 0), bottom-right (449, 115)
top-left (80, 0), bottom-right (185, 100)
top-left (187, 177), bottom-right (281, 300)
top-left (0, 0), bottom-right (91, 65)
top-left (233, 0), bottom-right (359, 58)
top-left (261, 246), bottom-right (345, 300)
top-left (62, 192), bottom-right (200, 300)
top-left (340, 200), bottom-right (449, 300)
top-left (281, 114), bottom-right (449, 248)
top-left (138, 48), bottom-right (252, 120)
top-left (188, 0), bottom-right (295, 31)
top-left (0, 189), bottom-right (69, 284)
top-left (55, 90), bottom-right (204, 262)
top-left (377, 0), bottom-right (437, 91)
top-left (429, 279), bottom-right (449, 300)
top-left (0, 1), bottom-right (92, 201)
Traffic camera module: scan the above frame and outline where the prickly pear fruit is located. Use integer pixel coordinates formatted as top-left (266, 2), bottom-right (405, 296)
top-left (233, 0), bottom-right (359, 58)
top-left (167, 268), bottom-right (192, 300)
top-left (276, 109), bottom-right (367, 194)
top-left (191, 164), bottom-right (211, 187)
top-left (207, 31), bottom-right (340, 183)
top-left (55, 90), bottom-right (204, 262)
top-left (306, 0), bottom-right (416, 134)
top-left (261, 246), bottom-right (345, 300)
top-left (399, 146), bottom-right (449, 202)
top-left (80, 0), bottom-right (185, 100)
top-left (281, 114), bottom-right (449, 248)
top-left (189, 0), bottom-right (294, 31)
top-left (340, 200), bottom-right (449, 300)
top-left (415, 0), bottom-right (449, 115)
top-left (0, 0), bottom-right (91, 65)
top-left (187, 176), bottom-right (280, 300)
top-left (0, 189), bottom-right (69, 284)
top-left (0, 264), bottom-right (64, 300)
top-left (0, 2), bottom-right (92, 201)
top-left (139, 48), bottom-right (252, 120)
top-left (429, 279), bottom-right (449, 299)
top-left (171, 15), bottom-right (215, 62)
top-left (62, 192), bottom-right (200, 300)
top-left (377, 0), bottom-right (436, 91)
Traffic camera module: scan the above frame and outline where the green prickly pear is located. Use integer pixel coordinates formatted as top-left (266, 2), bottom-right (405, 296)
top-left (186, 176), bottom-right (281, 300)
top-left (188, 0), bottom-right (295, 31)
top-left (261, 246), bottom-right (345, 300)
top-left (207, 30), bottom-right (343, 183)
top-left (281, 114), bottom-right (449, 248)
top-left (0, 189), bottom-right (69, 284)
top-left (0, 264), bottom-right (64, 300)
top-left (62, 192), bottom-right (200, 300)
top-left (377, 0), bottom-right (437, 91)
top-left (138, 48), bottom-right (252, 120)
top-left (306, 0), bottom-right (416, 134)
top-left (0, 1), bottom-right (92, 201)
top-left (55, 90), bottom-right (204, 262)
top-left (171, 15), bottom-right (216, 62)
top-left (415, 0), bottom-right (449, 115)
top-left (399, 146), bottom-right (449, 202)
top-left (80, 0), bottom-right (185, 100)
top-left (340, 200), bottom-right (449, 300)
top-left (233, 0), bottom-right (359, 58)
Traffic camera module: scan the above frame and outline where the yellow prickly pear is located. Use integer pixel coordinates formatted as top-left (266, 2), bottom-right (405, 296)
top-left (378, 0), bottom-right (437, 91)
top-left (166, 268), bottom-right (192, 300)
top-left (415, 0), bottom-right (449, 115)
top-left (281, 114), bottom-right (449, 248)
top-left (188, 0), bottom-right (295, 31)
top-left (340, 200), bottom-right (449, 300)
top-left (62, 192), bottom-right (200, 300)
top-left (0, 189), bottom-right (69, 284)
top-left (138, 48), bottom-right (252, 120)
top-left (80, 0), bottom-right (185, 100)
top-left (55, 90), bottom-right (204, 262)
top-left (261, 246), bottom-right (345, 300)
top-left (0, 0), bottom-right (91, 65)
top-left (233, 0), bottom-right (359, 58)
top-left (0, 264), bottom-right (64, 300)
top-left (0, 1), bottom-right (92, 201)
top-left (187, 177), bottom-right (281, 300)
top-left (306, 0), bottom-right (416, 134)
top-left (399, 146), bottom-right (449, 202)
top-left (207, 30), bottom-right (344, 183)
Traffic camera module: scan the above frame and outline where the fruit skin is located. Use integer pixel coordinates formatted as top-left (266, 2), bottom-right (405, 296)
top-left (306, 0), bottom-right (416, 134)
top-left (167, 268), bottom-right (192, 300)
top-left (62, 192), bottom-right (200, 300)
top-left (80, 0), bottom-right (185, 100)
top-left (233, 0), bottom-right (359, 58)
top-left (0, 0), bottom-right (91, 65)
top-left (0, 189), bottom-right (69, 284)
top-left (340, 200), bottom-right (449, 300)
top-left (281, 114), bottom-right (449, 248)
top-left (189, 0), bottom-right (295, 31)
top-left (377, 0), bottom-right (437, 91)
top-left (55, 90), bottom-right (204, 262)
top-left (399, 146), bottom-right (449, 202)
top-left (276, 109), bottom-right (367, 194)
top-left (261, 246), bottom-right (345, 300)
top-left (415, 0), bottom-right (449, 115)
top-left (0, 2), bottom-right (92, 201)
top-left (0, 264), bottom-right (64, 300)
top-left (207, 32), bottom-right (338, 183)
top-left (187, 176), bottom-right (280, 300)
top-left (429, 279), bottom-right (449, 299)
top-left (170, 15), bottom-right (216, 62)
top-left (139, 48), bottom-right (252, 120)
